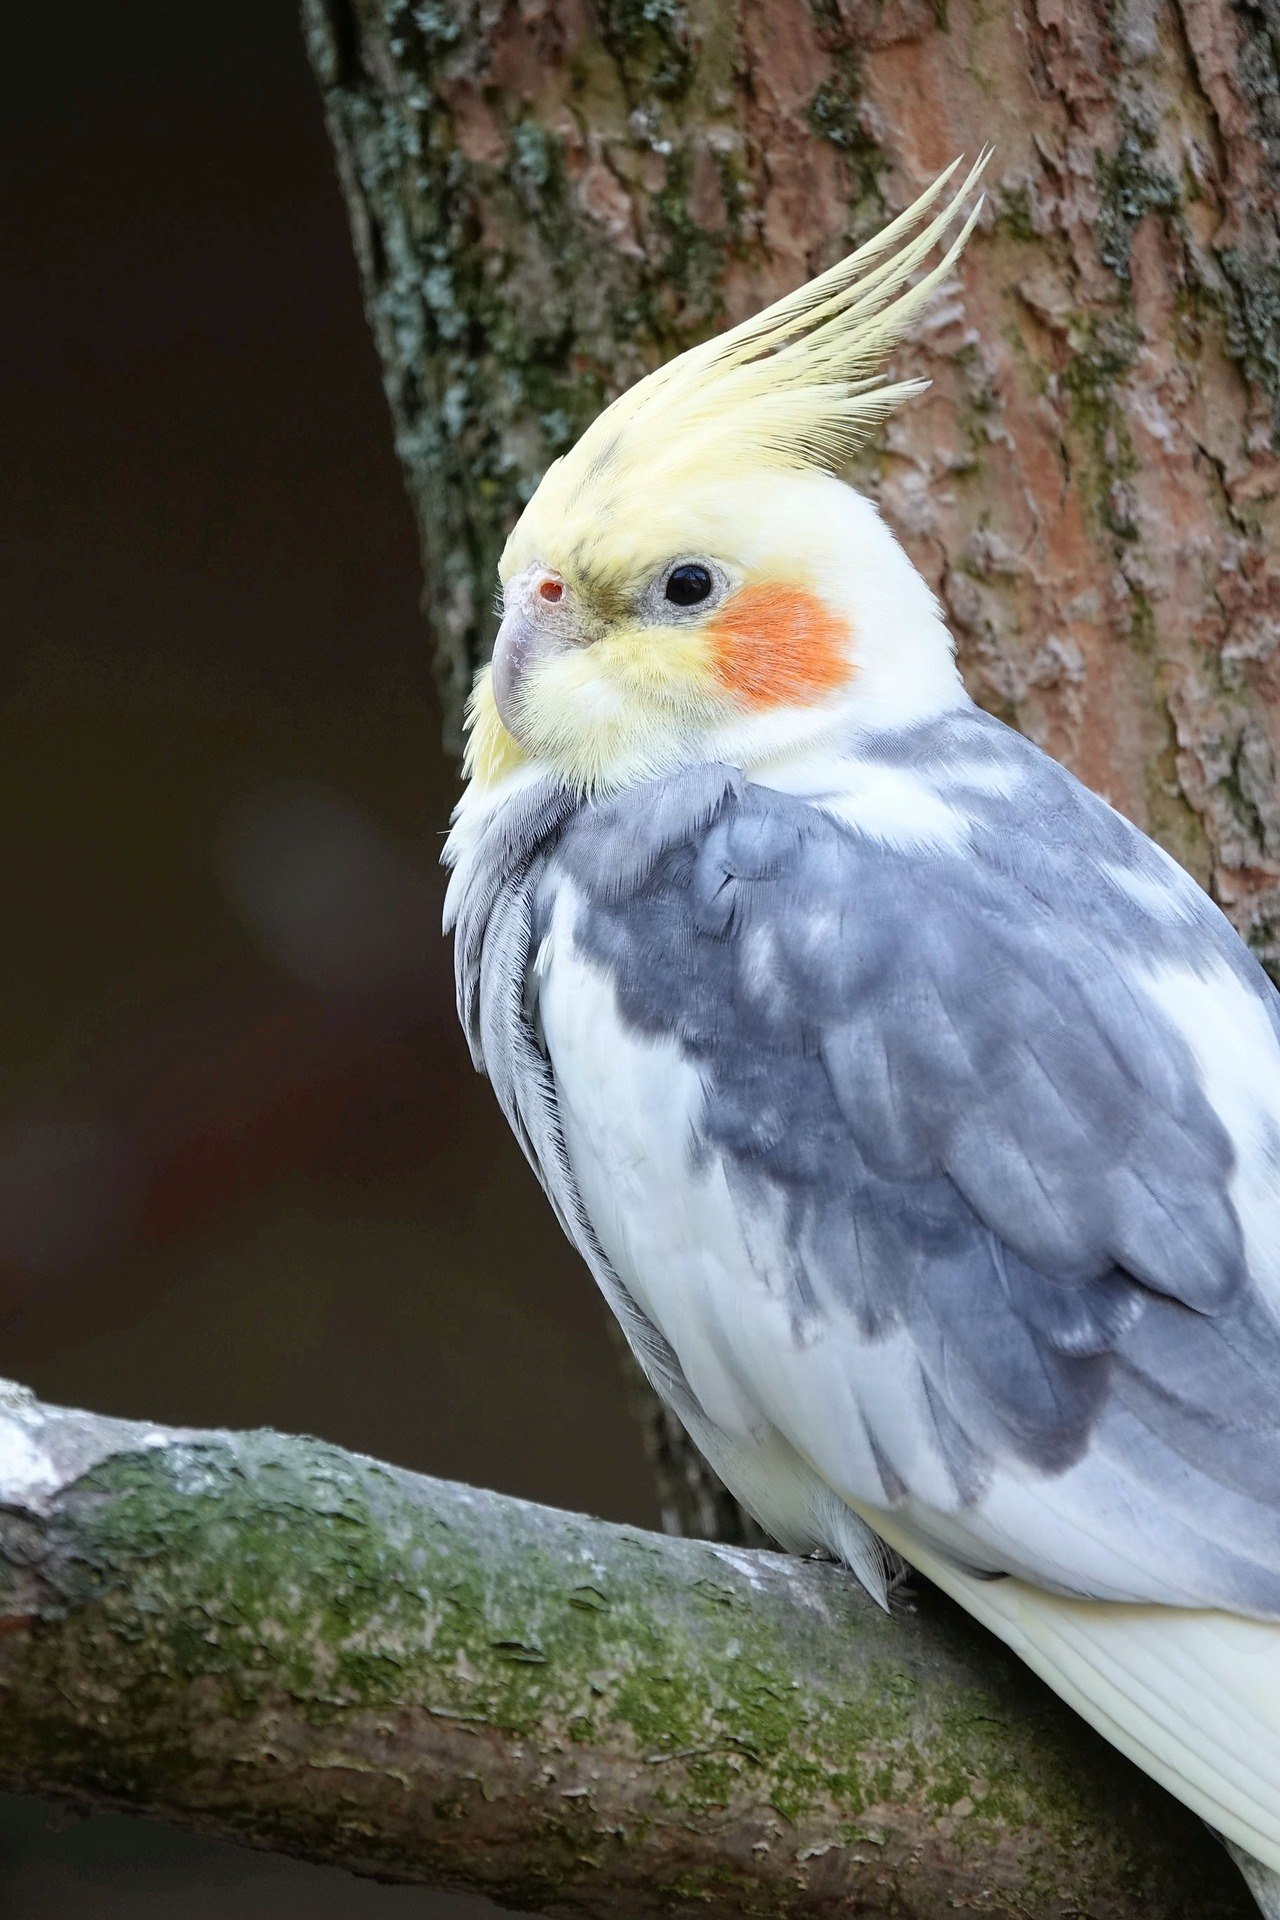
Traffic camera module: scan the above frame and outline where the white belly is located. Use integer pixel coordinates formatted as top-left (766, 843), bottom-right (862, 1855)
top-left (537, 885), bottom-right (765, 1440)
top-left (536, 883), bottom-right (905, 1593)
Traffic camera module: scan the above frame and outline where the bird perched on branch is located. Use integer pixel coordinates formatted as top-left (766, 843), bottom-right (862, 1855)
top-left (445, 157), bottom-right (1280, 1913)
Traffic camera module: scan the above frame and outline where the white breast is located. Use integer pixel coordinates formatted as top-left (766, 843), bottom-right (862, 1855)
top-left (539, 876), bottom-right (894, 1591)
top-left (535, 878), bottom-right (955, 1536)
top-left (538, 881), bottom-right (766, 1439)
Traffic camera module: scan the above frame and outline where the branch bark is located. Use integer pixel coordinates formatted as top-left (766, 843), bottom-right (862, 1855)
top-left (0, 1381), bottom-right (1253, 1915)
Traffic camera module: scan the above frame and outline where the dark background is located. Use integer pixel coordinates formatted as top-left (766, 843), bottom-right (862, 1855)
top-left (1, 3), bottom-right (657, 1910)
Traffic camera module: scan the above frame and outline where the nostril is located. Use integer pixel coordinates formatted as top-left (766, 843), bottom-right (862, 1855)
top-left (537, 576), bottom-right (565, 604)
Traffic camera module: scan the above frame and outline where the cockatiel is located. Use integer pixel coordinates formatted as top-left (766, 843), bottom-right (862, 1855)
top-left (444, 157), bottom-right (1280, 1912)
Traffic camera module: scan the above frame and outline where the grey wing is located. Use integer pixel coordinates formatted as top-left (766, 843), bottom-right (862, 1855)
top-left (557, 712), bottom-right (1280, 1616)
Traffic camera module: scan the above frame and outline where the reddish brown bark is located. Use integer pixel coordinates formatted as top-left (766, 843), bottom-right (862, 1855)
top-left (306, 0), bottom-right (1280, 964)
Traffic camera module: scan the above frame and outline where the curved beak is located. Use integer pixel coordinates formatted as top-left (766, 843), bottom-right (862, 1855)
top-left (491, 568), bottom-right (583, 741)
top-left (491, 603), bottom-right (546, 739)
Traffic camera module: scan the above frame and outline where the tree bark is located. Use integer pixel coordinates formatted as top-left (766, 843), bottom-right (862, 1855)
top-left (0, 1380), bottom-right (1254, 1915)
top-left (302, 0), bottom-right (1280, 1539)
top-left (302, 0), bottom-right (1280, 964)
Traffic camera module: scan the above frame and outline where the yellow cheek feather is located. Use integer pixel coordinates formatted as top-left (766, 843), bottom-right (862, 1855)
top-left (516, 629), bottom-right (723, 787)
top-left (595, 621), bottom-right (722, 709)
top-left (464, 588), bottom-right (854, 795)
top-left (463, 669), bottom-right (526, 789)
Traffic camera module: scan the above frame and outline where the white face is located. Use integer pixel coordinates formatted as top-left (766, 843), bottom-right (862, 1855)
top-left (482, 472), bottom-right (963, 794)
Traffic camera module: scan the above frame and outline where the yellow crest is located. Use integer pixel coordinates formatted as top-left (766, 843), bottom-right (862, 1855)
top-left (502, 153), bottom-right (988, 584)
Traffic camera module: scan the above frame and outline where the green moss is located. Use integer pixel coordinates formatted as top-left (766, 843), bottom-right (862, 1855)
top-left (1094, 125), bottom-right (1180, 280)
top-left (992, 183), bottom-right (1039, 245)
top-left (1143, 727), bottom-right (1213, 889)
top-left (806, 78), bottom-right (862, 152)
top-left (597, 0), bottom-right (692, 97)
top-left (0, 1441), bottom-right (1046, 1826)
top-left (1216, 248), bottom-right (1280, 439)
top-left (1089, 73), bottom-right (1280, 444)
top-left (652, 149), bottom-right (733, 322)
top-left (0, 1421), bottom-right (1254, 1912)
top-left (948, 341), bottom-right (1001, 475)
top-left (1060, 309), bottom-right (1140, 544)
top-left (1230, 1), bottom-right (1280, 177)
top-left (803, 57), bottom-right (882, 217)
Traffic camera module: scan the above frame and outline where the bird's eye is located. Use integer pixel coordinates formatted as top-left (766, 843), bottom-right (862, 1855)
top-left (664, 563), bottom-right (714, 607)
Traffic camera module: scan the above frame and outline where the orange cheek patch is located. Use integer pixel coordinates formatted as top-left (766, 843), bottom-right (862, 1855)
top-left (707, 584), bottom-right (854, 708)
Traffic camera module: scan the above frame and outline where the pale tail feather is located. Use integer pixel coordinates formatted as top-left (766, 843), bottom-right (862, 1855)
top-left (1229, 1844), bottom-right (1280, 1917)
top-left (858, 1505), bottom-right (1280, 1878)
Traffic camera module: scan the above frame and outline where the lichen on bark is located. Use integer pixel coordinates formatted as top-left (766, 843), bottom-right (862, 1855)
top-left (304, 0), bottom-right (1280, 972)
top-left (302, 0), bottom-right (894, 749)
top-left (0, 1393), bottom-right (1256, 1915)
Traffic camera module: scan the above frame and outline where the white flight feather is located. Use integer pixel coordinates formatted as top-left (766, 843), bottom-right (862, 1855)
top-left (863, 1507), bottom-right (1280, 1872)
top-left (1140, 958), bottom-right (1280, 1299)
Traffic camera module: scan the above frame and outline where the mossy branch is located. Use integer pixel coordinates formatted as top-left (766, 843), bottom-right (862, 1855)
top-left (0, 1382), bottom-right (1252, 1915)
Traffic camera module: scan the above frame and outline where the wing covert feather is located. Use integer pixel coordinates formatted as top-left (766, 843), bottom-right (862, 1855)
top-left (551, 709), bottom-right (1280, 1613)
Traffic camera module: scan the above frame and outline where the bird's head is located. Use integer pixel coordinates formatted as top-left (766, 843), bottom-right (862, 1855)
top-left (466, 158), bottom-right (986, 797)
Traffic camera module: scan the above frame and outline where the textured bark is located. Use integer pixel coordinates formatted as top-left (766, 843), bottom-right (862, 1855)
top-left (303, 0), bottom-right (1280, 1539)
top-left (0, 1381), bottom-right (1254, 1915)
top-left (303, 0), bottom-right (1280, 964)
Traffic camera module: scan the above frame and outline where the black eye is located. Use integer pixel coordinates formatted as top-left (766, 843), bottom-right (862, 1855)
top-left (664, 563), bottom-right (714, 607)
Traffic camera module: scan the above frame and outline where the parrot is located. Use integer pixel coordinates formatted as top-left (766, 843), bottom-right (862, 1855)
top-left (443, 155), bottom-right (1280, 1912)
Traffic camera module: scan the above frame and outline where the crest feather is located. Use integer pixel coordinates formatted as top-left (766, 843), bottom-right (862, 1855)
top-left (504, 154), bottom-right (988, 573)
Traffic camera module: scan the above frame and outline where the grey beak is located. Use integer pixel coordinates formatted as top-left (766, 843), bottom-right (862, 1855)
top-left (491, 569), bottom-right (585, 741)
top-left (490, 604), bottom-right (544, 739)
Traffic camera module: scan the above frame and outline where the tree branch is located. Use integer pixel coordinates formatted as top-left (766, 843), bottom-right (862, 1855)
top-left (0, 1381), bottom-right (1250, 1915)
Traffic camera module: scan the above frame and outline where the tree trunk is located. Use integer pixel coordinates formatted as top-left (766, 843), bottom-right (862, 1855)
top-left (301, 0), bottom-right (1280, 1529)
top-left (0, 1381), bottom-right (1252, 1916)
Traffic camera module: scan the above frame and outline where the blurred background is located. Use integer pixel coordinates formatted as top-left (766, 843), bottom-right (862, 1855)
top-left (1, 2), bottom-right (658, 1910)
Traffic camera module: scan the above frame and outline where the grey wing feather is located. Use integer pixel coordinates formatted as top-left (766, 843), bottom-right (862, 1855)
top-left (555, 708), bottom-right (1280, 1614)
top-left (444, 767), bottom-right (831, 1559)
